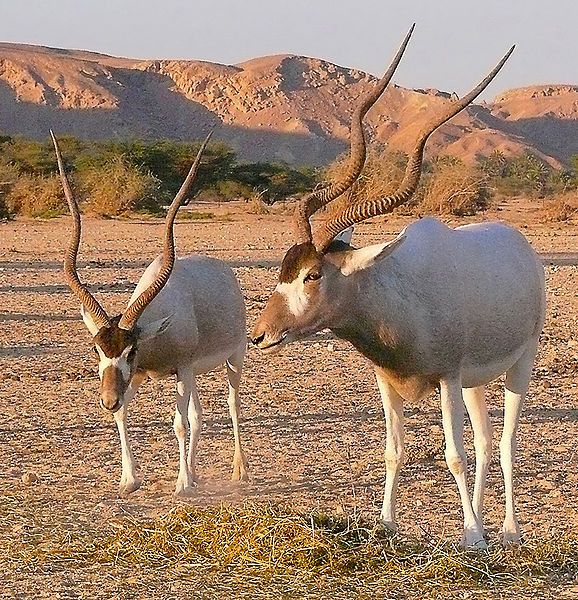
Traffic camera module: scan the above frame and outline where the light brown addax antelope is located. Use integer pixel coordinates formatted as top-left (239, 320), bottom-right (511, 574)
top-left (252, 31), bottom-right (545, 548)
top-left (53, 132), bottom-right (248, 497)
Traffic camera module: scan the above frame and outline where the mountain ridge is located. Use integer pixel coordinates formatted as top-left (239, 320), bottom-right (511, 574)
top-left (0, 42), bottom-right (576, 167)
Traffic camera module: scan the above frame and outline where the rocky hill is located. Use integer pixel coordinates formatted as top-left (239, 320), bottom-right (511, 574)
top-left (0, 43), bottom-right (576, 167)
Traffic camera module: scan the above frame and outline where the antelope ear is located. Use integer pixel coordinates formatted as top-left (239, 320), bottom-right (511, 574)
top-left (138, 315), bottom-right (172, 343)
top-left (81, 304), bottom-right (100, 336)
top-left (339, 234), bottom-right (406, 276)
top-left (333, 226), bottom-right (354, 245)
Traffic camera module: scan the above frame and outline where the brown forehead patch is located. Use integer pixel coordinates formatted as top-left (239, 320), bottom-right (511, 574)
top-left (94, 315), bottom-right (137, 358)
top-left (279, 242), bottom-right (320, 283)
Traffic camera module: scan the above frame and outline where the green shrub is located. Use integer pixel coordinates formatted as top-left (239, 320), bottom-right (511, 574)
top-left (212, 179), bottom-right (253, 200)
top-left (478, 150), bottom-right (575, 197)
top-left (0, 135), bottom-right (322, 215)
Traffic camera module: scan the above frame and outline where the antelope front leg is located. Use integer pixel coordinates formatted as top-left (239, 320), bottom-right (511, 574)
top-left (114, 374), bottom-right (144, 495)
top-left (440, 378), bottom-right (485, 549)
top-left (226, 345), bottom-right (249, 482)
top-left (174, 367), bottom-right (197, 497)
top-left (375, 368), bottom-right (405, 531)
top-left (186, 376), bottom-right (203, 484)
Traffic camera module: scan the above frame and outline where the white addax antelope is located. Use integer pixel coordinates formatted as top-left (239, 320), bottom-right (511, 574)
top-left (252, 29), bottom-right (545, 548)
top-left (53, 132), bottom-right (249, 496)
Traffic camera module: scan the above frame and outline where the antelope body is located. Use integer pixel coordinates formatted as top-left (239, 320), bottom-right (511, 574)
top-left (330, 219), bottom-right (544, 395)
top-left (54, 133), bottom-right (248, 496)
top-left (120, 255), bottom-right (245, 382)
top-left (252, 28), bottom-right (544, 548)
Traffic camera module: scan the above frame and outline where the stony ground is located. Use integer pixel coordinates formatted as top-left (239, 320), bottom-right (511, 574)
top-left (1, 200), bottom-right (577, 598)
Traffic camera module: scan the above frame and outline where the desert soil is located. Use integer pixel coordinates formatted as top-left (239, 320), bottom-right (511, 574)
top-left (1, 199), bottom-right (577, 599)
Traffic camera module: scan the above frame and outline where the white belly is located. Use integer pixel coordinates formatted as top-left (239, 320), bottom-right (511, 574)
top-left (192, 342), bottom-right (242, 375)
top-left (460, 345), bottom-right (527, 388)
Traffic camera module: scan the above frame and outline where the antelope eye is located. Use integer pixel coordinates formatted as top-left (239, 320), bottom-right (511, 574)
top-left (92, 346), bottom-right (99, 356)
top-left (304, 271), bottom-right (322, 283)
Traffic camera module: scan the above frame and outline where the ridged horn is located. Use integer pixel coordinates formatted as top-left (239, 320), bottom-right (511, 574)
top-left (117, 132), bottom-right (212, 331)
top-left (293, 24), bottom-right (416, 243)
top-left (314, 46), bottom-right (515, 252)
top-left (51, 130), bottom-right (112, 331)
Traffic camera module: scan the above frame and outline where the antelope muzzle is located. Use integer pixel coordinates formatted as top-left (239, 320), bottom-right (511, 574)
top-left (100, 366), bottom-right (126, 412)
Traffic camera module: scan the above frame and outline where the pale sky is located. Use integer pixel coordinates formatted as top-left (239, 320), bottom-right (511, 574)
top-left (0, 0), bottom-right (576, 98)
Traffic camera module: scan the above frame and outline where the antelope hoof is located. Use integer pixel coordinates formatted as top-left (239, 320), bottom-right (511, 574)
top-left (119, 478), bottom-right (141, 495)
top-left (174, 479), bottom-right (197, 498)
top-left (461, 528), bottom-right (487, 550)
top-left (185, 465), bottom-right (199, 485)
top-left (174, 487), bottom-right (196, 498)
top-left (501, 529), bottom-right (522, 546)
top-left (379, 518), bottom-right (398, 533)
top-left (231, 463), bottom-right (249, 482)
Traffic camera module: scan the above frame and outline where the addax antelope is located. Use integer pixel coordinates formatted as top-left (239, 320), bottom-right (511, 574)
top-left (54, 132), bottom-right (248, 496)
top-left (252, 29), bottom-right (545, 548)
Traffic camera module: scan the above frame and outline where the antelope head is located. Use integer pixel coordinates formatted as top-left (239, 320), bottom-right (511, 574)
top-left (251, 30), bottom-right (514, 352)
top-left (53, 131), bottom-right (211, 411)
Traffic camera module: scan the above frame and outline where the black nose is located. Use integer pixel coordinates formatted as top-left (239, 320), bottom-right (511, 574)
top-left (251, 333), bottom-right (265, 346)
top-left (100, 397), bottom-right (121, 413)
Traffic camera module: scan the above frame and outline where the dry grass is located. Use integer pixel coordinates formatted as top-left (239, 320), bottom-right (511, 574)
top-left (4, 174), bottom-right (67, 218)
top-left (177, 210), bottom-right (216, 221)
top-left (77, 157), bottom-right (161, 216)
top-left (3, 500), bottom-right (576, 597)
top-left (541, 191), bottom-right (578, 222)
top-left (418, 160), bottom-right (491, 217)
top-left (246, 193), bottom-right (271, 215)
top-left (0, 158), bottom-right (163, 218)
top-left (0, 162), bottom-right (19, 219)
top-left (323, 151), bottom-right (490, 219)
top-left (323, 148), bottom-right (406, 219)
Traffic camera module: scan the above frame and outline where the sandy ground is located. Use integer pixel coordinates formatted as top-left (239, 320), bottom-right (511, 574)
top-left (1, 199), bottom-right (577, 598)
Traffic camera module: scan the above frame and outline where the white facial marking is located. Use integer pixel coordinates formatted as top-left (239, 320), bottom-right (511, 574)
top-left (275, 268), bottom-right (311, 317)
top-left (96, 345), bottom-right (133, 382)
